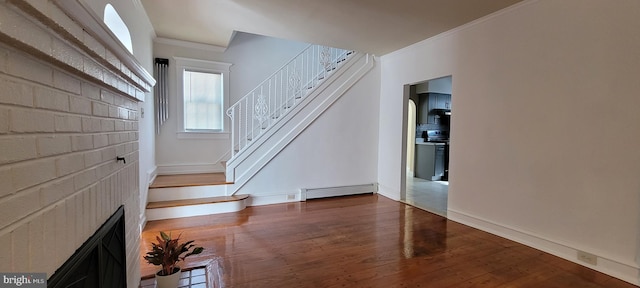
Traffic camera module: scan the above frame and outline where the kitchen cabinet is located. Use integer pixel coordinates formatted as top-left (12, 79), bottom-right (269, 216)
top-left (414, 143), bottom-right (445, 180)
top-left (433, 145), bottom-right (445, 180)
top-left (435, 94), bottom-right (451, 110)
top-left (418, 93), bottom-right (451, 124)
top-left (418, 94), bottom-right (435, 124)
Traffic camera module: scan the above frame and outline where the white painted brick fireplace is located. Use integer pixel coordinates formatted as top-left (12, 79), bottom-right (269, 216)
top-left (0, 1), bottom-right (154, 287)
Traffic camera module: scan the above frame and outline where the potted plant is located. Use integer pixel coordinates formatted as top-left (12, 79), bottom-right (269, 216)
top-left (144, 231), bottom-right (204, 288)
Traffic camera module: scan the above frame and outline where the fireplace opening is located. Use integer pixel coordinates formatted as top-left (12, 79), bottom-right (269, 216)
top-left (48, 206), bottom-right (127, 288)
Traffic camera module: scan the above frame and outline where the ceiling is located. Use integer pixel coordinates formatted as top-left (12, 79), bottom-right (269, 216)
top-left (140, 0), bottom-right (524, 55)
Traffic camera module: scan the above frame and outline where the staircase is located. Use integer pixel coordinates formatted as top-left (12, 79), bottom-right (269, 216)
top-left (225, 46), bottom-right (374, 194)
top-left (146, 44), bottom-right (374, 221)
top-left (226, 45), bottom-right (355, 158)
top-left (145, 173), bottom-right (248, 221)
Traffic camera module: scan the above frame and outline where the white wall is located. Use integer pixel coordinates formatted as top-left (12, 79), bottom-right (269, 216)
top-left (415, 76), bottom-right (452, 94)
top-left (379, 0), bottom-right (640, 284)
top-left (154, 33), bottom-right (308, 174)
top-left (0, 1), bottom-right (154, 286)
top-left (84, 0), bottom-right (157, 239)
top-left (239, 62), bottom-right (381, 202)
top-left (427, 76), bottom-right (452, 94)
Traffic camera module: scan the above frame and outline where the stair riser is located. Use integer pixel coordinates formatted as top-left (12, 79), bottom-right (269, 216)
top-left (148, 185), bottom-right (228, 202)
top-left (146, 200), bottom-right (247, 221)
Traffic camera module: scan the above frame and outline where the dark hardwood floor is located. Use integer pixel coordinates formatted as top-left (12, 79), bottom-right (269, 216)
top-left (140, 194), bottom-right (636, 287)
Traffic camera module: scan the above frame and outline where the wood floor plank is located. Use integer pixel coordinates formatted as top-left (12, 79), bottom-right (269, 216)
top-left (140, 194), bottom-right (636, 287)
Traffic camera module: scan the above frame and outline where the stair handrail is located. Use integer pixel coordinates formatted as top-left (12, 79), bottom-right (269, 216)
top-left (226, 44), bottom-right (353, 158)
top-left (230, 44), bottom-right (312, 108)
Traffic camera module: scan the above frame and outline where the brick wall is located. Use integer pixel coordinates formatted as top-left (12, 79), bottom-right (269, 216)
top-left (0, 1), bottom-right (154, 287)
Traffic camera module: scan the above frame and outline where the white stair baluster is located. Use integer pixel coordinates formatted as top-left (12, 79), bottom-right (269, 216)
top-left (226, 45), bottom-right (353, 158)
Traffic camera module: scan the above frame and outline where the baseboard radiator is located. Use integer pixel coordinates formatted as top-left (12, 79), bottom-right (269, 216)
top-left (301, 183), bottom-right (378, 200)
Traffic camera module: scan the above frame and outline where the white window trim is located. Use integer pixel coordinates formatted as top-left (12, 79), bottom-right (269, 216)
top-left (174, 57), bottom-right (232, 139)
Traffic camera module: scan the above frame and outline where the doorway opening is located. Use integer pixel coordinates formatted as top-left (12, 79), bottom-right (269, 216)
top-left (406, 99), bottom-right (416, 177)
top-left (401, 76), bottom-right (452, 217)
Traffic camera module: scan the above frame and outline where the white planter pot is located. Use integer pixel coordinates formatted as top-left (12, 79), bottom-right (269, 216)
top-left (155, 267), bottom-right (181, 288)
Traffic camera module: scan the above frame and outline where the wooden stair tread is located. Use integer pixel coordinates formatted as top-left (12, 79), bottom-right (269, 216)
top-left (146, 194), bottom-right (249, 209)
top-left (150, 173), bottom-right (231, 189)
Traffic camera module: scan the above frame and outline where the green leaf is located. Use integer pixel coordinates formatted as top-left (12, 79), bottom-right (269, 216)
top-left (144, 231), bottom-right (205, 270)
top-left (160, 231), bottom-right (171, 241)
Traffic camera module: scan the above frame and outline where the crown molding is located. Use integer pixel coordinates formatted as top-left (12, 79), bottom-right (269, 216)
top-left (154, 37), bottom-right (227, 53)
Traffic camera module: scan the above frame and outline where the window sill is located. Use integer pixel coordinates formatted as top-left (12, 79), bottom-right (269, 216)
top-left (177, 131), bottom-right (230, 140)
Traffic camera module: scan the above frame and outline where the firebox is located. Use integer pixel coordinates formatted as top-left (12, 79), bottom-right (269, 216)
top-left (48, 206), bottom-right (127, 288)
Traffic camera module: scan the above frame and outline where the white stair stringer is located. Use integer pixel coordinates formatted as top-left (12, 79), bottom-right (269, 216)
top-left (225, 53), bottom-right (375, 194)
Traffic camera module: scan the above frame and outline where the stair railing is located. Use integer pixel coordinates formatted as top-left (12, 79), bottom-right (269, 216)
top-left (227, 45), bottom-right (353, 158)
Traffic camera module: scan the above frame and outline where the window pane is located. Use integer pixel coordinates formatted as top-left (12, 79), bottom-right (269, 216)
top-left (183, 70), bottom-right (223, 130)
top-left (103, 4), bottom-right (133, 53)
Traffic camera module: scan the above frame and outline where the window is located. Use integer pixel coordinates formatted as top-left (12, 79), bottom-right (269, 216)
top-left (183, 70), bottom-right (223, 130)
top-left (103, 4), bottom-right (133, 53)
top-left (174, 57), bottom-right (231, 139)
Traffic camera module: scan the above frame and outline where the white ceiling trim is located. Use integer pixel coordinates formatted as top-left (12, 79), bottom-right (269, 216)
top-left (154, 37), bottom-right (227, 53)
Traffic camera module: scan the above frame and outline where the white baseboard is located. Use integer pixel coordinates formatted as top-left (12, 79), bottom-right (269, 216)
top-left (147, 166), bottom-right (158, 185)
top-left (244, 184), bottom-right (378, 206)
top-left (376, 183), bottom-right (401, 201)
top-left (448, 209), bottom-right (640, 286)
top-left (157, 163), bottom-right (224, 175)
top-left (139, 214), bottom-right (147, 233)
top-left (301, 183), bottom-right (377, 200)
top-left (247, 192), bottom-right (301, 206)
